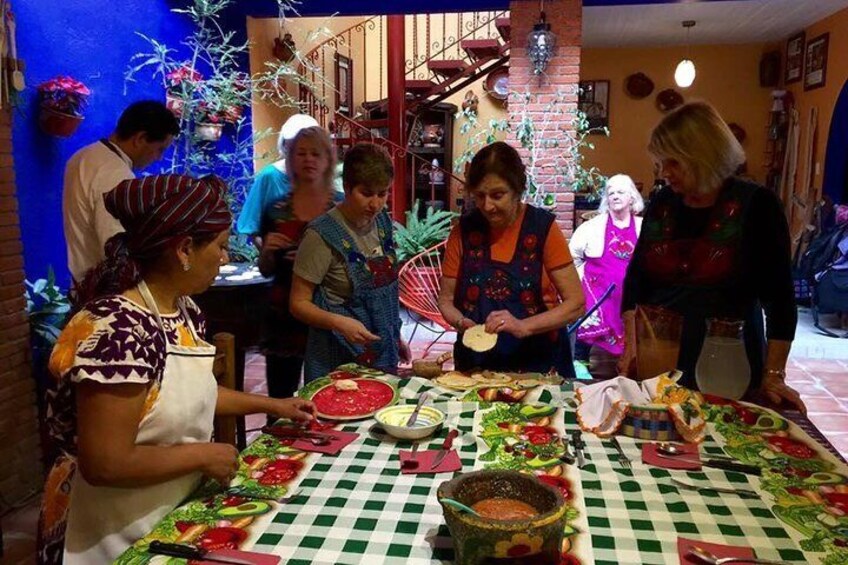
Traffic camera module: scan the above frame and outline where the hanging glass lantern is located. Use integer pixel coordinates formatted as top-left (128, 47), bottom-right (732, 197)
top-left (527, 12), bottom-right (556, 76)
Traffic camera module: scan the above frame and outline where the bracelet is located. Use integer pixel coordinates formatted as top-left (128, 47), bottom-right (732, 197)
top-left (454, 315), bottom-right (466, 329)
top-left (764, 368), bottom-right (786, 380)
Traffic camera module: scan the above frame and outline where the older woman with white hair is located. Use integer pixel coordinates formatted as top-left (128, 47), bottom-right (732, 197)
top-left (570, 174), bottom-right (644, 366)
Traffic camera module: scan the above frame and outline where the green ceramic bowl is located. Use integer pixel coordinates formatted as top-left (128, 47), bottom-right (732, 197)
top-left (374, 405), bottom-right (445, 440)
top-left (437, 470), bottom-right (566, 565)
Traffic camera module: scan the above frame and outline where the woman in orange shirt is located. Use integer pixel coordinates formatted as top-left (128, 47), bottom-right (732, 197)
top-left (438, 142), bottom-right (585, 377)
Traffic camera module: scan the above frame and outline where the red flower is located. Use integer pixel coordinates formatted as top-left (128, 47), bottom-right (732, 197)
top-left (520, 289), bottom-right (536, 305)
top-left (523, 234), bottom-right (538, 250)
top-left (468, 231), bottom-right (484, 247)
top-left (466, 285), bottom-right (480, 301)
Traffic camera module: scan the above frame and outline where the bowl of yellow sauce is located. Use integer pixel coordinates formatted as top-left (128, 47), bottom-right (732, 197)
top-left (374, 404), bottom-right (445, 440)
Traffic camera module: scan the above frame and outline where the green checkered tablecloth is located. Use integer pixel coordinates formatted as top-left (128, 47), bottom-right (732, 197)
top-left (251, 396), bottom-right (479, 564)
top-left (118, 376), bottom-right (830, 564)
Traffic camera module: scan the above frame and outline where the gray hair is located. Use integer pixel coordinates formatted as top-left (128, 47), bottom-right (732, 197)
top-left (598, 174), bottom-right (644, 215)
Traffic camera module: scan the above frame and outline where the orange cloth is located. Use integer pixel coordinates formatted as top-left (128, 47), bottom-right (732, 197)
top-left (442, 205), bottom-right (574, 307)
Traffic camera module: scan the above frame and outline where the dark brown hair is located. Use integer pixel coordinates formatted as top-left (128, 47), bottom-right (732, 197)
top-left (342, 143), bottom-right (394, 192)
top-left (466, 141), bottom-right (527, 195)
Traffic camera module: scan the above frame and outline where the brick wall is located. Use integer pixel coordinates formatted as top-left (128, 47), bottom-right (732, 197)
top-left (508, 0), bottom-right (582, 236)
top-left (0, 108), bottom-right (43, 506)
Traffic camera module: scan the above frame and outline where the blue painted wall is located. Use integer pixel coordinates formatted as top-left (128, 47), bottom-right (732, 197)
top-left (14, 0), bottom-right (197, 287)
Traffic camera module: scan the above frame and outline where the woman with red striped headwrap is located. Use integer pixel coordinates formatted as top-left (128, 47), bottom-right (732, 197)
top-left (38, 174), bottom-right (315, 565)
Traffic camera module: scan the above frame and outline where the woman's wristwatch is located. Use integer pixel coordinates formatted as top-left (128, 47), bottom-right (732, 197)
top-left (453, 314), bottom-right (467, 330)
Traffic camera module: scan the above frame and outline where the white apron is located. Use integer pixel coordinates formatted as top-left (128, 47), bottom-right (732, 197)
top-left (63, 282), bottom-right (218, 564)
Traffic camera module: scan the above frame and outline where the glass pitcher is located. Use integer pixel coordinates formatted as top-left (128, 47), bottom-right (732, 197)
top-left (695, 318), bottom-right (750, 400)
top-left (635, 304), bottom-right (683, 380)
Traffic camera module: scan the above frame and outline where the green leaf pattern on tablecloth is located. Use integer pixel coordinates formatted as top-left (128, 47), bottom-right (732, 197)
top-left (705, 401), bottom-right (848, 563)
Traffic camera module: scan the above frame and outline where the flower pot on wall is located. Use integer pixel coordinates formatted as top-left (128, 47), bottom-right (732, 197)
top-left (165, 93), bottom-right (185, 117)
top-left (195, 122), bottom-right (223, 142)
top-left (38, 106), bottom-right (83, 137)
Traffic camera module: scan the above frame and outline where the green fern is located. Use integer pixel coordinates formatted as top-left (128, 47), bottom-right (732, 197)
top-left (393, 200), bottom-right (458, 263)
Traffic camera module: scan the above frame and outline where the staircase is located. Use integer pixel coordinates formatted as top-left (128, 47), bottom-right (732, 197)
top-left (296, 11), bottom-right (511, 214)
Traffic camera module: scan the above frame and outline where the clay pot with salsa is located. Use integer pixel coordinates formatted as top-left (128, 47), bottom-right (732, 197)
top-left (438, 470), bottom-right (567, 565)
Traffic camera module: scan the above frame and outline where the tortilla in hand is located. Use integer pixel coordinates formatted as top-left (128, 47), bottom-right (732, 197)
top-left (462, 324), bottom-right (498, 353)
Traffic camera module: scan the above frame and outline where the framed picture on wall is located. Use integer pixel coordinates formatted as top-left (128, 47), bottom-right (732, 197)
top-left (804, 33), bottom-right (829, 91)
top-left (785, 31), bottom-right (804, 84)
top-left (335, 53), bottom-right (353, 116)
top-left (578, 80), bottom-right (610, 132)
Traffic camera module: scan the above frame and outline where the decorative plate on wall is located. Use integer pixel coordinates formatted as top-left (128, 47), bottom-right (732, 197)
top-left (625, 72), bottom-right (654, 99)
top-left (656, 88), bottom-right (684, 113)
top-left (484, 68), bottom-right (509, 101)
top-left (728, 122), bottom-right (747, 144)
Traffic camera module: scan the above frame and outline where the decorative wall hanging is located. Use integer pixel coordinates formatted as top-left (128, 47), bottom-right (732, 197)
top-left (462, 90), bottom-right (479, 114)
top-left (578, 80), bottom-right (610, 131)
top-left (656, 88), bottom-right (684, 113)
top-left (784, 32), bottom-right (804, 85)
top-left (804, 33), bottom-right (829, 91)
top-left (624, 72), bottom-right (654, 99)
top-left (335, 53), bottom-right (353, 116)
top-left (37, 76), bottom-right (90, 137)
top-left (273, 32), bottom-right (297, 62)
top-left (485, 68), bottom-right (509, 101)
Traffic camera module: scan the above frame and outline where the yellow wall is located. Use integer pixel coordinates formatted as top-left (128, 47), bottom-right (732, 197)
top-left (247, 15), bottom-right (369, 167)
top-left (783, 6), bottom-right (848, 227)
top-left (579, 44), bottom-right (773, 191)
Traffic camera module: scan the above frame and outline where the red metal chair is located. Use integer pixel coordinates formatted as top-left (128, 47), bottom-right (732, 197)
top-left (398, 240), bottom-right (455, 355)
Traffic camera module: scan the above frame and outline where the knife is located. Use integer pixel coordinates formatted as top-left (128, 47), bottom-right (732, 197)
top-left (148, 541), bottom-right (255, 565)
top-left (654, 452), bottom-right (762, 475)
top-left (430, 428), bottom-right (459, 470)
top-left (570, 430), bottom-right (586, 468)
top-left (261, 426), bottom-right (333, 440)
top-left (406, 393), bottom-right (429, 427)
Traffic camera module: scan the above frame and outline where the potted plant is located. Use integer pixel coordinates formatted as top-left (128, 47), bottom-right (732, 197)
top-left (194, 101), bottom-right (226, 141)
top-left (37, 75), bottom-right (91, 137)
top-left (393, 200), bottom-right (458, 264)
top-left (164, 65), bottom-right (202, 117)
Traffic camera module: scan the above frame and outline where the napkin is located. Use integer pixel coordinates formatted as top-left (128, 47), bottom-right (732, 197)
top-left (677, 537), bottom-right (755, 564)
top-left (398, 449), bottom-right (462, 474)
top-left (292, 430), bottom-right (359, 455)
top-left (195, 548), bottom-right (281, 564)
top-left (642, 442), bottom-right (701, 470)
top-left (575, 373), bottom-right (705, 442)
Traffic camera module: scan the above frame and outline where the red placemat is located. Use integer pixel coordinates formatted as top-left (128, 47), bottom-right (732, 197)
top-left (292, 430), bottom-right (358, 455)
top-left (678, 537), bottom-right (755, 564)
top-left (398, 449), bottom-right (462, 474)
top-left (194, 548), bottom-right (281, 564)
top-left (643, 442), bottom-right (701, 470)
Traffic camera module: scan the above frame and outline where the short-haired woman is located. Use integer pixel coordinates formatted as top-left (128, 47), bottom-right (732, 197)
top-left (569, 174), bottom-right (643, 372)
top-left (437, 142), bottom-right (585, 377)
top-left (620, 101), bottom-right (804, 412)
top-left (290, 143), bottom-right (409, 381)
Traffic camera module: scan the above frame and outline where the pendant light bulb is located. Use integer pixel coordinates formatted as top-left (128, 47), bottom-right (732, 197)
top-left (675, 20), bottom-right (697, 88)
top-left (675, 59), bottom-right (696, 88)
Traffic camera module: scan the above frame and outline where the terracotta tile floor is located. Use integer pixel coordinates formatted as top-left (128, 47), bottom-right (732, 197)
top-left (3, 329), bottom-right (846, 562)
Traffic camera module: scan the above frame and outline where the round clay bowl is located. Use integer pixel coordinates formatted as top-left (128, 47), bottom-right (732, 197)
top-left (438, 470), bottom-right (566, 565)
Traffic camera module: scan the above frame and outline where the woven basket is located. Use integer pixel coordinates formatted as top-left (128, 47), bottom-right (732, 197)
top-left (620, 403), bottom-right (680, 442)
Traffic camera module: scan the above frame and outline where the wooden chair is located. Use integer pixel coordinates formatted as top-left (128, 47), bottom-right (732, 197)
top-left (397, 240), bottom-right (455, 356)
top-left (212, 332), bottom-right (238, 447)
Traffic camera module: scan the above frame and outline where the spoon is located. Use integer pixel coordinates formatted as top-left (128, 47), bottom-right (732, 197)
top-left (406, 393), bottom-right (430, 427)
top-left (6, 10), bottom-right (24, 92)
top-left (688, 545), bottom-right (791, 565)
top-left (440, 498), bottom-right (481, 517)
top-left (656, 443), bottom-right (732, 460)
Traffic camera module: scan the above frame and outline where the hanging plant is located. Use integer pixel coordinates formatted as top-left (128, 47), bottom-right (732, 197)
top-left (37, 75), bottom-right (91, 137)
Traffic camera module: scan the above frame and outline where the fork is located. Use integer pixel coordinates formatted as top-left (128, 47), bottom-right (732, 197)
top-left (609, 436), bottom-right (631, 468)
top-left (670, 477), bottom-right (758, 497)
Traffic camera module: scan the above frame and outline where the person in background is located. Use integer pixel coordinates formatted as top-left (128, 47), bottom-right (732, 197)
top-left (437, 142), bottom-right (585, 377)
top-left (290, 143), bottom-right (410, 381)
top-left (63, 100), bottom-right (180, 283)
top-left (569, 174), bottom-right (643, 378)
top-left (258, 127), bottom-right (341, 406)
top-left (38, 175), bottom-right (315, 565)
top-left (236, 113), bottom-right (320, 246)
top-left (620, 101), bottom-right (805, 412)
